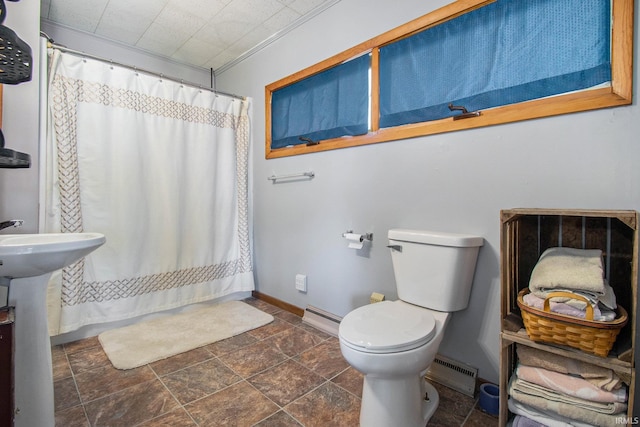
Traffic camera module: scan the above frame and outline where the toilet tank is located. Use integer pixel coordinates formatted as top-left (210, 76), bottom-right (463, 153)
top-left (388, 229), bottom-right (483, 312)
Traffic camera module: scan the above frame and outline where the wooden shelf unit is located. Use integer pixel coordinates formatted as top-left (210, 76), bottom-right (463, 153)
top-left (499, 209), bottom-right (638, 426)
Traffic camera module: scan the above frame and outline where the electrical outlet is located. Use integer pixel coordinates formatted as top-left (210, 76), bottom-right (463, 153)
top-left (295, 274), bottom-right (307, 292)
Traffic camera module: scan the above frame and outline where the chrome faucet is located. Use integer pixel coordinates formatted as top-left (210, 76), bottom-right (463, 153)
top-left (0, 219), bottom-right (23, 231)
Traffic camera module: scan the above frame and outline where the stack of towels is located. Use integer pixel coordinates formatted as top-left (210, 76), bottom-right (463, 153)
top-left (523, 247), bottom-right (617, 321)
top-left (508, 346), bottom-right (628, 426)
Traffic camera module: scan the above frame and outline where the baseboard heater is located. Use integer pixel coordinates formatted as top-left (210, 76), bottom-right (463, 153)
top-left (302, 305), bottom-right (341, 336)
top-left (426, 353), bottom-right (478, 397)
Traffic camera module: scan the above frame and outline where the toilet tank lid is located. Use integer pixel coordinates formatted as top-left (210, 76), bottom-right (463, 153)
top-left (388, 229), bottom-right (484, 247)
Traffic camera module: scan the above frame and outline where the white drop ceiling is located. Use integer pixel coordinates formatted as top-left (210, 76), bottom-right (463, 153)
top-left (40, 0), bottom-right (337, 72)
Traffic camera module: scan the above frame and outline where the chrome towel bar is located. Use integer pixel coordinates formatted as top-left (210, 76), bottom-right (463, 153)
top-left (267, 171), bottom-right (315, 182)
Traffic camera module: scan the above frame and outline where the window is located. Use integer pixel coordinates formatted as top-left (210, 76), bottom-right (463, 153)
top-left (265, 0), bottom-right (633, 158)
top-left (270, 53), bottom-right (369, 149)
top-left (379, 0), bottom-right (612, 127)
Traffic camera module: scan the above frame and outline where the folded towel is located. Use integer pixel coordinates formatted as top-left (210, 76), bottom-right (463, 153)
top-left (510, 377), bottom-right (627, 414)
top-left (534, 283), bottom-right (617, 311)
top-left (508, 398), bottom-right (600, 427)
top-left (599, 281), bottom-right (617, 309)
top-left (523, 292), bottom-right (599, 319)
top-left (517, 346), bottom-right (623, 391)
top-left (512, 414), bottom-right (547, 427)
top-left (509, 377), bottom-right (626, 427)
top-left (516, 364), bottom-right (627, 403)
top-left (522, 292), bottom-right (615, 321)
top-left (529, 247), bottom-right (605, 295)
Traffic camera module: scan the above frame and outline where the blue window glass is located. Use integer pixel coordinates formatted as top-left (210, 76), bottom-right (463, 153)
top-left (271, 54), bottom-right (370, 149)
top-left (379, 0), bottom-right (611, 128)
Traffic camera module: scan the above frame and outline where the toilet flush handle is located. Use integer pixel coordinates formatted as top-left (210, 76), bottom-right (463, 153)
top-left (386, 245), bottom-right (402, 252)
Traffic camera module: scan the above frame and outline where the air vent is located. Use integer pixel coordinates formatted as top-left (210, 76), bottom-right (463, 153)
top-left (426, 353), bottom-right (478, 397)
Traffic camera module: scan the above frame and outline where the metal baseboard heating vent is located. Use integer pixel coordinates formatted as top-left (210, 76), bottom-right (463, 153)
top-left (302, 305), bottom-right (341, 336)
top-left (425, 354), bottom-right (478, 397)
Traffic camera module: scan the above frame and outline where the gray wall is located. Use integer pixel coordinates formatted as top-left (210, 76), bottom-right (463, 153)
top-left (0, 0), bottom-right (41, 307)
top-left (0, 1), bottom-right (41, 233)
top-left (216, 0), bottom-right (640, 385)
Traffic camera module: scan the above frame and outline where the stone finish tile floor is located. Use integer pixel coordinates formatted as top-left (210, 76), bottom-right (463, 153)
top-left (53, 297), bottom-right (499, 426)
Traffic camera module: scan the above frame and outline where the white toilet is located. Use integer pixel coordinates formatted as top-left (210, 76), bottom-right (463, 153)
top-left (338, 229), bottom-right (483, 427)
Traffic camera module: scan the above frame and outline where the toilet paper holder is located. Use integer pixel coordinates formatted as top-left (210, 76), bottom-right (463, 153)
top-left (342, 230), bottom-right (373, 242)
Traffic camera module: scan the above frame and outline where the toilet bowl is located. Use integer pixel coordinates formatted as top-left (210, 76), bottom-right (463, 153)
top-left (339, 300), bottom-right (450, 427)
top-left (338, 229), bottom-right (483, 427)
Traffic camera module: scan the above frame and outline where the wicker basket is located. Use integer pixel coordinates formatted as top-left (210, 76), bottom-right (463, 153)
top-left (517, 289), bottom-right (627, 357)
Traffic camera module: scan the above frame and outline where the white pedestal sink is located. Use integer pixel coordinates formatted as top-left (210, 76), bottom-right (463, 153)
top-left (0, 233), bottom-right (106, 427)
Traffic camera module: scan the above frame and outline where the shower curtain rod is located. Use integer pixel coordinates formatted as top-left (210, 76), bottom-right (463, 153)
top-left (44, 39), bottom-right (246, 101)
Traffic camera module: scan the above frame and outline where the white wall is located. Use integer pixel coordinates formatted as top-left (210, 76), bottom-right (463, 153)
top-left (216, 0), bottom-right (640, 386)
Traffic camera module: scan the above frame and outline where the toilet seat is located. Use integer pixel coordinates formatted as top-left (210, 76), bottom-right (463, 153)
top-left (339, 301), bottom-right (436, 354)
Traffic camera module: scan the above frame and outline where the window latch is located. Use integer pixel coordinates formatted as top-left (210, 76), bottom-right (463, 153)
top-left (299, 136), bottom-right (319, 146)
top-left (448, 103), bottom-right (481, 120)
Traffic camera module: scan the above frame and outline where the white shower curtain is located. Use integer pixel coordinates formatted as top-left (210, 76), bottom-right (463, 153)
top-left (44, 49), bottom-right (254, 335)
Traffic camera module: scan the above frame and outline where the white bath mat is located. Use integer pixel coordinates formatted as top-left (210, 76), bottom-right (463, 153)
top-left (98, 300), bottom-right (273, 369)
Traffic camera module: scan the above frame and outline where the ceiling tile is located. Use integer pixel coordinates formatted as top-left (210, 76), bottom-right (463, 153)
top-left (288, 0), bottom-right (330, 15)
top-left (171, 38), bottom-right (225, 68)
top-left (95, 0), bottom-right (168, 45)
top-left (95, 19), bottom-right (145, 46)
top-left (48, 0), bottom-right (109, 32)
top-left (153, 5), bottom-right (208, 35)
top-left (204, 50), bottom-right (238, 71)
top-left (135, 22), bottom-right (191, 57)
top-left (263, 7), bottom-right (302, 32)
top-left (103, 0), bottom-right (168, 21)
top-left (166, 0), bottom-right (231, 21)
top-left (194, 16), bottom-right (253, 47)
top-left (230, 24), bottom-right (274, 54)
top-left (219, 0), bottom-right (285, 27)
top-left (43, 0), bottom-right (339, 71)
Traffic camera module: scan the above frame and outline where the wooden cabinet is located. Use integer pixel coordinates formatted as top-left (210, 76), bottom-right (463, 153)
top-left (499, 209), bottom-right (637, 425)
top-left (0, 307), bottom-right (14, 426)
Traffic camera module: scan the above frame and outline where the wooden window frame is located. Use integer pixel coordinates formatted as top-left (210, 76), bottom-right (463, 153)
top-left (265, 0), bottom-right (634, 159)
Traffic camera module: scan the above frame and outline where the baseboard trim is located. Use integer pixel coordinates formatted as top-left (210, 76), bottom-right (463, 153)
top-left (251, 291), bottom-right (304, 317)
